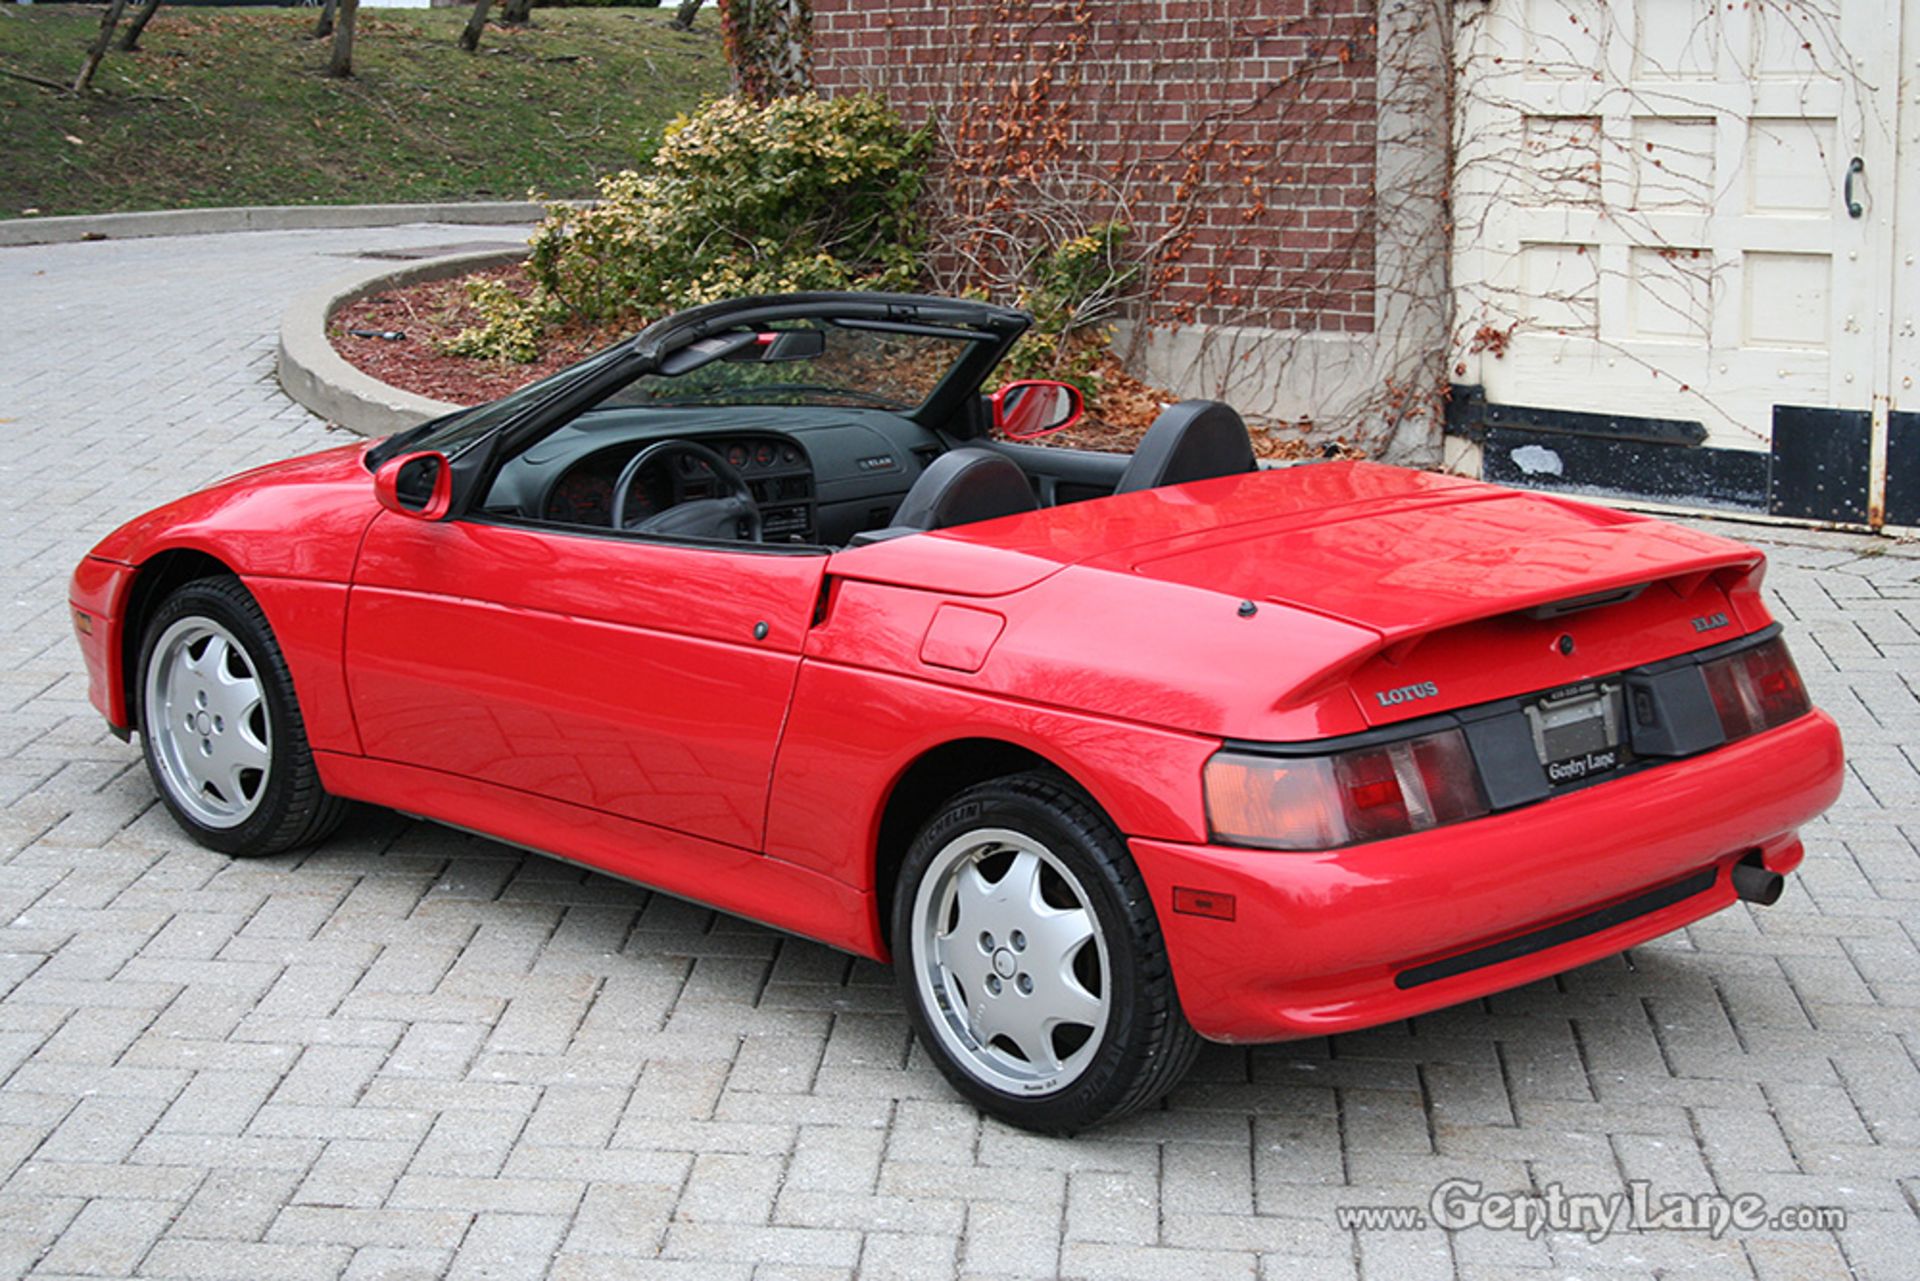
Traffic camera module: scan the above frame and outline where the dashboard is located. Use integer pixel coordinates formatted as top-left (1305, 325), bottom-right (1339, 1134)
top-left (484, 406), bottom-right (949, 547)
top-left (541, 434), bottom-right (816, 542)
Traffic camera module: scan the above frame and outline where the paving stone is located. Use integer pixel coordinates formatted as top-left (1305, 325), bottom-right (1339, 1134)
top-left (341, 1245), bottom-right (456, 1281)
top-left (170, 1165), bottom-right (305, 1241)
top-left (444, 1212), bottom-right (570, 1281)
top-left (562, 1181), bottom-right (677, 1256)
top-left (856, 1230), bottom-right (959, 1281)
top-left (1063, 1168), bottom-right (1158, 1245)
top-left (30, 1197), bottom-right (174, 1275)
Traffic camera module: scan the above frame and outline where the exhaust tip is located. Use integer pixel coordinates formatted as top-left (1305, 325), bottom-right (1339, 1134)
top-left (1731, 856), bottom-right (1784, 907)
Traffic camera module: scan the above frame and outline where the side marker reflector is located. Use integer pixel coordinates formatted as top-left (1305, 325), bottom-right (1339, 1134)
top-left (1172, 887), bottom-right (1236, 921)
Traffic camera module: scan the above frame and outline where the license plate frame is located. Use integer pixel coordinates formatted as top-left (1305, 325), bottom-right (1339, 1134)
top-left (1526, 681), bottom-right (1626, 786)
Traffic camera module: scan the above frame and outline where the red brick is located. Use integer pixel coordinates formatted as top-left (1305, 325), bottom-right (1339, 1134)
top-left (812, 0), bottom-right (1377, 334)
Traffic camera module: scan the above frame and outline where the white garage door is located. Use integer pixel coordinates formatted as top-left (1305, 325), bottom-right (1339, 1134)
top-left (1451, 0), bottom-right (1918, 527)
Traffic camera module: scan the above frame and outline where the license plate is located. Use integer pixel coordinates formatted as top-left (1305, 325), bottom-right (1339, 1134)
top-left (1527, 683), bottom-right (1625, 785)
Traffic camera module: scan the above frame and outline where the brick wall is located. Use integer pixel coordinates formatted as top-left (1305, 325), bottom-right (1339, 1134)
top-left (810, 0), bottom-right (1378, 335)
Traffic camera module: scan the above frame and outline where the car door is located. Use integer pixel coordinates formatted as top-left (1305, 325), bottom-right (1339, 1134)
top-left (344, 512), bottom-right (826, 851)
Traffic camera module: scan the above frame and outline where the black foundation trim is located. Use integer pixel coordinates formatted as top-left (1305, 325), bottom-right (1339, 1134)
top-left (1479, 427), bottom-right (1769, 511)
top-left (1770, 405), bottom-right (1871, 523)
top-left (1446, 387), bottom-right (1891, 525)
top-left (1448, 384), bottom-right (1708, 447)
top-left (1887, 411), bottom-right (1920, 528)
top-left (1394, 866), bottom-right (1719, 990)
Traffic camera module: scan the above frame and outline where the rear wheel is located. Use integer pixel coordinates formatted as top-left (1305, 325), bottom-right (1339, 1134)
top-left (893, 771), bottom-right (1201, 1133)
top-left (138, 576), bottom-right (345, 856)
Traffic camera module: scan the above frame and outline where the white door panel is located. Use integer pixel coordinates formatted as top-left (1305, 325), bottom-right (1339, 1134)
top-left (1454, 0), bottom-right (1902, 499)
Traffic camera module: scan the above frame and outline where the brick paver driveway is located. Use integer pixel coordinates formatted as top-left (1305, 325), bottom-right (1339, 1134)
top-left (2, 227), bottom-right (1917, 1281)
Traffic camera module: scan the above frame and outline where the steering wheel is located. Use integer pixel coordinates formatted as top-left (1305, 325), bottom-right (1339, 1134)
top-left (609, 440), bottom-right (763, 543)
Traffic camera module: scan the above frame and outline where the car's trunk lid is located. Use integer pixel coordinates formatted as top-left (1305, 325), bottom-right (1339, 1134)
top-left (1096, 466), bottom-right (1765, 727)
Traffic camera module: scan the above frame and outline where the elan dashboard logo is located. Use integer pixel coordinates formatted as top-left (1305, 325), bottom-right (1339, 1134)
top-left (1375, 681), bottom-right (1439, 708)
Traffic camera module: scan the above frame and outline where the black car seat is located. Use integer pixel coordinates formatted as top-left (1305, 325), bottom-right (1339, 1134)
top-left (848, 448), bottom-right (1038, 545)
top-left (1115, 399), bottom-right (1257, 493)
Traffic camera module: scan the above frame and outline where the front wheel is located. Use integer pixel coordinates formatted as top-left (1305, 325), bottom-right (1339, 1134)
top-left (138, 575), bottom-right (346, 856)
top-left (892, 772), bottom-right (1201, 1133)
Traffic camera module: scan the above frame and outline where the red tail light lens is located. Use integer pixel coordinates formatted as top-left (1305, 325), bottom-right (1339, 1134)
top-left (1205, 729), bottom-right (1490, 851)
top-left (1702, 637), bottom-right (1809, 741)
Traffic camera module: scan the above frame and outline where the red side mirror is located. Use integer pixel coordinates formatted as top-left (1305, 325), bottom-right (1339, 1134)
top-left (991, 379), bottom-right (1085, 440)
top-left (373, 450), bottom-right (452, 521)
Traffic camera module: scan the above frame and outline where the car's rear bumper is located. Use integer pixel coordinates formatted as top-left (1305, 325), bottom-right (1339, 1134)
top-left (69, 556), bottom-right (135, 731)
top-left (1131, 709), bottom-right (1845, 1043)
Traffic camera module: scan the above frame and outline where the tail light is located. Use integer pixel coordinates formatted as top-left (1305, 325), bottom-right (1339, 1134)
top-left (1205, 728), bottom-right (1490, 852)
top-left (1701, 636), bottom-right (1809, 741)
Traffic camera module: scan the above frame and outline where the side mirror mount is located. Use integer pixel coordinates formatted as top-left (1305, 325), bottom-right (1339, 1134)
top-left (374, 450), bottom-right (452, 521)
top-left (990, 379), bottom-right (1085, 440)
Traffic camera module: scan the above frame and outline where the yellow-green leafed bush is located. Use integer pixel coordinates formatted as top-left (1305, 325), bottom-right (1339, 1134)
top-left (1001, 221), bottom-right (1138, 396)
top-left (449, 93), bottom-right (929, 361)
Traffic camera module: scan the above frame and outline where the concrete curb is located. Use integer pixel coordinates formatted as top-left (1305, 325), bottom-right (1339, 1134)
top-left (277, 247), bottom-right (527, 437)
top-left (0, 201), bottom-right (547, 248)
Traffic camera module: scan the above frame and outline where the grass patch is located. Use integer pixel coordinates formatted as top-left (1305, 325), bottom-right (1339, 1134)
top-left (0, 4), bottom-right (727, 218)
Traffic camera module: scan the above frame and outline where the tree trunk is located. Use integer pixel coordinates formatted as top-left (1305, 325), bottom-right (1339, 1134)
top-left (671, 0), bottom-right (703, 30)
top-left (72, 0), bottom-right (130, 94)
top-left (117, 0), bottom-right (163, 52)
top-left (459, 0), bottom-right (491, 52)
top-left (501, 0), bottom-right (533, 28)
top-left (313, 0), bottom-right (338, 41)
top-left (326, 0), bottom-right (359, 78)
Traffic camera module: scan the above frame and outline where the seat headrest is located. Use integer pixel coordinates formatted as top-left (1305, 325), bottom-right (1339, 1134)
top-left (893, 448), bottom-right (1039, 531)
top-left (1116, 399), bottom-right (1256, 493)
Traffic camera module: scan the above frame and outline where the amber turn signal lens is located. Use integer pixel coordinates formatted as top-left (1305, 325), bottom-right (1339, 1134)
top-left (1204, 753), bottom-right (1345, 850)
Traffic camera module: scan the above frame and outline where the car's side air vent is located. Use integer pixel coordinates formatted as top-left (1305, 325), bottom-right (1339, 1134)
top-left (1526, 585), bottom-right (1645, 619)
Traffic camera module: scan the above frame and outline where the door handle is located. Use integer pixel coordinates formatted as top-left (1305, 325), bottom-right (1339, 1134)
top-left (1844, 157), bottom-right (1864, 218)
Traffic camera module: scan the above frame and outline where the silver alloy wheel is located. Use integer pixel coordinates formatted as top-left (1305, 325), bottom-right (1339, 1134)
top-left (911, 826), bottom-right (1111, 1096)
top-left (144, 616), bottom-right (272, 829)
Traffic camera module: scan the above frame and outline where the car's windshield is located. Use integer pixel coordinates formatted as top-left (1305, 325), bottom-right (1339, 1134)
top-left (368, 340), bottom-right (634, 466)
top-left (602, 323), bottom-right (976, 413)
top-left (370, 315), bottom-right (993, 469)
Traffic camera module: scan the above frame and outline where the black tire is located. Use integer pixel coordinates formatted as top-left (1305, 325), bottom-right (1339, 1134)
top-left (136, 575), bottom-right (347, 857)
top-left (891, 770), bottom-right (1201, 1133)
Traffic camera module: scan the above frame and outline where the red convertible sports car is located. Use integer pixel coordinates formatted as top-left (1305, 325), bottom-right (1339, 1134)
top-left (70, 292), bottom-right (1845, 1132)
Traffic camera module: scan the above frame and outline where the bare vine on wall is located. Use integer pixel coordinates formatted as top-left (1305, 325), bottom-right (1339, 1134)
top-left (829, 0), bottom-right (1455, 462)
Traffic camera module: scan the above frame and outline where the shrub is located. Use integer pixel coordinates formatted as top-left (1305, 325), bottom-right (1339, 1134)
top-left (1000, 222), bottom-right (1138, 395)
top-left (450, 92), bottom-right (928, 361)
